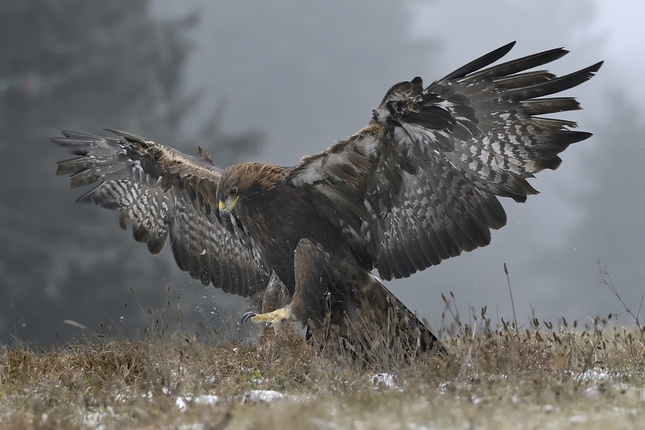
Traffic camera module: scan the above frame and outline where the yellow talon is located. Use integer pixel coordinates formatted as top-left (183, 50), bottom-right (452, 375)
top-left (250, 307), bottom-right (293, 326)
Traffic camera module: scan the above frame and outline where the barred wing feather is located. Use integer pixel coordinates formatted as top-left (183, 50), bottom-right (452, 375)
top-left (52, 130), bottom-right (269, 296)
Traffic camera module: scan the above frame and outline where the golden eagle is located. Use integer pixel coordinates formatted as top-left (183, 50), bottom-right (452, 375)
top-left (53, 42), bottom-right (601, 354)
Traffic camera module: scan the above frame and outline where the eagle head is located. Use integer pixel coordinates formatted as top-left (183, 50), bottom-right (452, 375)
top-left (216, 162), bottom-right (282, 227)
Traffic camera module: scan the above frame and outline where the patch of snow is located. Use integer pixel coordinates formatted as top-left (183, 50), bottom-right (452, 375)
top-left (175, 396), bottom-right (189, 412)
top-left (176, 394), bottom-right (222, 411)
top-left (568, 415), bottom-right (587, 424)
top-left (242, 389), bottom-right (285, 403)
top-left (370, 373), bottom-right (396, 389)
top-left (83, 406), bottom-right (117, 429)
top-left (178, 423), bottom-right (206, 430)
top-left (576, 368), bottom-right (611, 381)
top-left (585, 386), bottom-right (600, 397)
top-left (194, 394), bottom-right (221, 406)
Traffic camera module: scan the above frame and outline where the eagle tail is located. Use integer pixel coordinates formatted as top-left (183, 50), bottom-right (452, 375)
top-left (287, 239), bottom-right (445, 358)
top-left (358, 273), bottom-right (446, 355)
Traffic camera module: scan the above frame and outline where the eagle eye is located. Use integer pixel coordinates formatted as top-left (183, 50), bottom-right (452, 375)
top-left (229, 187), bottom-right (238, 197)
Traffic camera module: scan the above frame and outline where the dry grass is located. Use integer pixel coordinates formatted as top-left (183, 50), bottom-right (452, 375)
top-left (2, 268), bottom-right (644, 429)
top-left (2, 307), bottom-right (645, 429)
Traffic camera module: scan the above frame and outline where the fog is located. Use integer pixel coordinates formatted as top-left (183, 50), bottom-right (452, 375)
top-left (1, 1), bottom-right (643, 344)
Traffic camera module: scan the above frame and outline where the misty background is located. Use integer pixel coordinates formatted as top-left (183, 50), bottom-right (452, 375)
top-left (1, 0), bottom-right (643, 345)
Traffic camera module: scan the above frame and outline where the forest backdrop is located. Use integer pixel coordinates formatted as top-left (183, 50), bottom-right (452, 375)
top-left (1, 0), bottom-right (643, 344)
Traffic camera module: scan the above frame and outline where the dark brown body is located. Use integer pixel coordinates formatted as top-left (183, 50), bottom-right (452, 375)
top-left (218, 164), bottom-right (350, 294)
top-left (218, 162), bottom-right (443, 353)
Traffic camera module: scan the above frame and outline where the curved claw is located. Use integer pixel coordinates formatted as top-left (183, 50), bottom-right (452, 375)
top-left (240, 311), bottom-right (257, 325)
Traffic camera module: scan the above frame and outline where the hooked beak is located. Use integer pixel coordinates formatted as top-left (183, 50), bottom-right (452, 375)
top-left (218, 201), bottom-right (229, 223)
top-left (218, 196), bottom-right (239, 226)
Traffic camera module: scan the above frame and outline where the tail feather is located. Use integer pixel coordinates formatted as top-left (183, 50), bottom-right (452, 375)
top-left (360, 273), bottom-right (445, 354)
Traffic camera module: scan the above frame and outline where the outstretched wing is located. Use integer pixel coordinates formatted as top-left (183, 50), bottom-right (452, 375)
top-left (52, 129), bottom-right (269, 296)
top-left (287, 42), bottom-right (602, 280)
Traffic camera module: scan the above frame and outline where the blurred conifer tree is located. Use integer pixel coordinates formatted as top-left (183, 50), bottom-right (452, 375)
top-left (0, 0), bottom-right (263, 344)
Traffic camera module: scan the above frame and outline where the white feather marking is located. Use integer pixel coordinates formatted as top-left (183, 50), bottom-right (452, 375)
top-left (290, 159), bottom-right (324, 186)
top-left (361, 136), bottom-right (380, 158)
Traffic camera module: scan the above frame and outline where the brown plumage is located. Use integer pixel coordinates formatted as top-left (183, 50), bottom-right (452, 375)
top-left (52, 42), bottom-right (601, 355)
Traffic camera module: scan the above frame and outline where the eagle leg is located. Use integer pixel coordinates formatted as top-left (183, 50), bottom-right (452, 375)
top-left (240, 270), bottom-right (295, 327)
